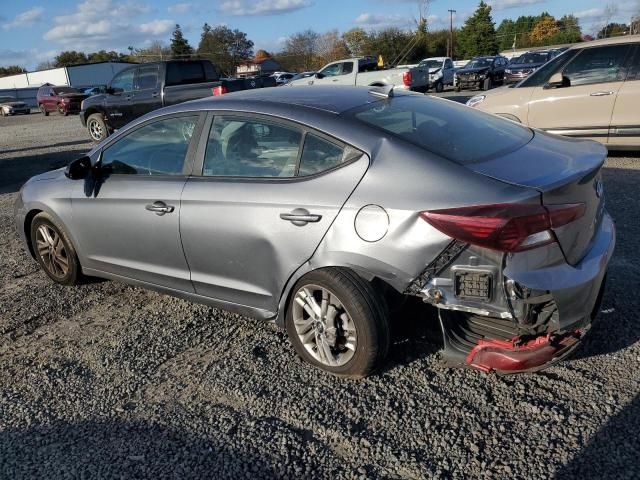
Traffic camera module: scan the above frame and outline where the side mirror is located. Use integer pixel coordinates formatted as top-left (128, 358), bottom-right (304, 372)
top-left (65, 156), bottom-right (92, 180)
top-left (315, 72), bottom-right (325, 79)
top-left (545, 72), bottom-right (569, 89)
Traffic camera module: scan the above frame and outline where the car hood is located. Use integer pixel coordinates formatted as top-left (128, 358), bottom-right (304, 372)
top-left (457, 67), bottom-right (490, 74)
top-left (2, 101), bottom-right (26, 107)
top-left (29, 167), bottom-right (67, 183)
top-left (81, 94), bottom-right (107, 107)
top-left (508, 62), bottom-right (544, 70)
top-left (60, 93), bottom-right (89, 100)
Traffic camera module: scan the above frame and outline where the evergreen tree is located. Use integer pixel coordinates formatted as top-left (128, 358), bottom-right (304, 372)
top-left (170, 24), bottom-right (194, 59)
top-left (457, 1), bottom-right (498, 57)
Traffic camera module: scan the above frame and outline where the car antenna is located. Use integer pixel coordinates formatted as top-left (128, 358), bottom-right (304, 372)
top-left (369, 85), bottom-right (395, 99)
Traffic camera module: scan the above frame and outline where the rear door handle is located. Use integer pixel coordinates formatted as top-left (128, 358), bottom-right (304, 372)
top-left (145, 201), bottom-right (175, 216)
top-left (280, 208), bottom-right (322, 226)
top-left (590, 91), bottom-right (614, 96)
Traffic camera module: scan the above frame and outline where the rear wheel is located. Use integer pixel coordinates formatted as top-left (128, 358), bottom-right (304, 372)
top-left (87, 113), bottom-right (108, 142)
top-left (30, 213), bottom-right (82, 286)
top-left (286, 268), bottom-right (390, 378)
top-left (39, 104), bottom-right (49, 116)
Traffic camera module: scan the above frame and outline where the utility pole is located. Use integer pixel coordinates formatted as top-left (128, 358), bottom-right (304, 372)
top-left (448, 9), bottom-right (456, 58)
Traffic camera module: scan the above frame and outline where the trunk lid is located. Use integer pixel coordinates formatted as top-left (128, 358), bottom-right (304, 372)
top-left (463, 131), bottom-right (607, 265)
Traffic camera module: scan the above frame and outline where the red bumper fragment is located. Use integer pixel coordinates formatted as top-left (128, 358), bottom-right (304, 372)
top-left (465, 330), bottom-right (583, 373)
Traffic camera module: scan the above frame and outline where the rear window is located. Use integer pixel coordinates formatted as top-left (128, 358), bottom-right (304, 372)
top-left (346, 95), bottom-right (533, 164)
top-left (166, 62), bottom-right (206, 86)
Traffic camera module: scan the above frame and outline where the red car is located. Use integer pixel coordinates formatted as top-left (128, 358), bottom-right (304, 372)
top-left (37, 85), bottom-right (88, 116)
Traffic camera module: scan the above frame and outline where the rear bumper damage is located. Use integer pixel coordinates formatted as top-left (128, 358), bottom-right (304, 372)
top-left (408, 212), bottom-right (615, 373)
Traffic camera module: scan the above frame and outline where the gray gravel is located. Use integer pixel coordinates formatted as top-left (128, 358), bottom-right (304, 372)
top-left (0, 111), bottom-right (639, 479)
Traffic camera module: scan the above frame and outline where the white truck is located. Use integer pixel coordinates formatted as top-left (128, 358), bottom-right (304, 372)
top-left (417, 57), bottom-right (456, 93)
top-left (287, 57), bottom-right (430, 92)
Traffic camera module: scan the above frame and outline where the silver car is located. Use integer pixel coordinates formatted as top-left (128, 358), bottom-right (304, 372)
top-left (14, 86), bottom-right (614, 377)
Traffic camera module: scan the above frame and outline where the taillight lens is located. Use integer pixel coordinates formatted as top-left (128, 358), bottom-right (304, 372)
top-left (420, 203), bottom-right (585, 252)
top-left (402, 71), bottom-right (412, 86)
top-left (212, 85), bottom-right (228, 96)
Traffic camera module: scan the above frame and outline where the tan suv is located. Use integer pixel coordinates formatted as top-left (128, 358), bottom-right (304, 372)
top-left (467, 36), bottom-right (640, 149)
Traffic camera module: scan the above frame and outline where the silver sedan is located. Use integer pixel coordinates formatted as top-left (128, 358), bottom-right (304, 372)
top-left (14, 86), bottom-right (614, 377)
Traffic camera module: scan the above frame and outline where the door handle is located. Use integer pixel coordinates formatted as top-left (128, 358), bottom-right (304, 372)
top-left (280, 208), bottom-right (322, 226)
top-left (332, 79), bottom-right (339, 82)
top-left (145, 201), bottom-right (175, 216)
top-left (590, 91), bottom-right (614, 96)
top-left (151, 92), bottom-right (159, 98)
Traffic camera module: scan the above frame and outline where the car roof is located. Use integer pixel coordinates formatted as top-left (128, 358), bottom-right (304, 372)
top-left (185, 85), bottom-right (403, 114)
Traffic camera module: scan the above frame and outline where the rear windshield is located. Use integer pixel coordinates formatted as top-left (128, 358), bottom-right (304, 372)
top-left (346, 95), bottom-right (533, 164)
top-left (53, 87), bottom-right (80, 94)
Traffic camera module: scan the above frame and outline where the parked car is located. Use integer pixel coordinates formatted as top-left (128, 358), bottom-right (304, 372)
top-left (0, 96), bottom-right (30, 116)
top-left (467, 35), bottom-right (640, 149)
top-left (37, 86), bottom-right (88, 116)
top-left (272, 72), bottom-right (295, 85)
top-left (15, 86), bottom-right (614, 377)
top-left (80, 60), bottom-right (276, 142)
top-left (287, 57), bottom-right (430, 92)
top-left (418, 57), bottom-right (455, 92)
top-left (505, 50), bottom-right (554, 84)
top-left (454, 56), bottom-right (508, 91)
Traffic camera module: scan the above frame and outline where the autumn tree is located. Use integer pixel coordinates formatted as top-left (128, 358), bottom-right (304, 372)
top-left (255, 49), bottom-right (272, 60)
top-left (529, 16), bottom-right (559, 45)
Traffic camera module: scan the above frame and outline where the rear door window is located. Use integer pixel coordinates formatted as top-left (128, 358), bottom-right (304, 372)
top-left (342, 62), bottom-right (354, 75)
top-left (135, 65), bottom-right (159, 90)
top-left (166, 62), bottom-right (206, 86)
top-left (347, 95), bottom-right (533, 165)
top-left (562, 45), bottom-right (632, 86)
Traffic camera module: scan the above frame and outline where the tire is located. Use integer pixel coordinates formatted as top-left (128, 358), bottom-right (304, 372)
top-left (435, 81), bottom-right (444, 93)
top-left (30, 212), bottom-right (82, 286)
top-left (57, 104), bottom-right (68, 116)
top-left (0, 109), bottom-right (5, 116)
top-left (87, 113), bottom-right (108, 142)
top-left (285, 268), bottom-right (390, 378)
top-left (454, 86), bottom-right (461, 92)
top-left (39, 104), bottom-right (49, 116)
top-left (482, 77), bottom-right (493, 91)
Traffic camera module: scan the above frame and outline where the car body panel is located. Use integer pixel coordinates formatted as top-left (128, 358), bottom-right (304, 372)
top-left (609, 69), bottom-right (640, 148)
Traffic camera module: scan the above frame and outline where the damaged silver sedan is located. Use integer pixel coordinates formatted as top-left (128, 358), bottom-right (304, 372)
top-left (14, 86), bottom-right (614, 377)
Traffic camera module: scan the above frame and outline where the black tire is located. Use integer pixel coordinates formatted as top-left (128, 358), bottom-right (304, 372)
top-left (454, 86), bottom-right (461, 92)
top-left (39, 104), bottom-right (49, 116)
top-left (285, 268), bottom-right (390, 378)
top-left (30, 212), bottom-right (82, 286)
top-left (87, 113), bottom-right (108, 142)
top-left (435, 81), bottom-right (444, 93)
top-left (57, 104), bottom-right (68, 116)
top-left (482, 77), bottom-right (493, 91)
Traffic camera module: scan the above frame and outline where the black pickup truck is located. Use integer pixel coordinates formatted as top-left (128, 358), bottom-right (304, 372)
top-left (80, 60), bottom-right (275, 141)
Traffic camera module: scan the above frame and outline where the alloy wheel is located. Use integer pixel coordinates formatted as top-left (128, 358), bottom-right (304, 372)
top-left (292, 284), bottom-right (357, 367)
top-left (35, 224), bottom-right (69, 278)
top-left (88, 119), bottom-right (103, 141)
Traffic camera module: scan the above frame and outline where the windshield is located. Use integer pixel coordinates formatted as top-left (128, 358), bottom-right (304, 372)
top-left (53, 87), bottom-right (80, 95)
top-left (419, 60), bottom-right (443, 69)
top-left (517, 52), bottom-right (550, 64)
top-left (517, 49), bottom-right (575, 88)
top-left (345, 95), bottom-right (533, 165)
top-left (0, 96), bottom-right (16, 103)
top-left (465, 58), bottom-right (493, 69)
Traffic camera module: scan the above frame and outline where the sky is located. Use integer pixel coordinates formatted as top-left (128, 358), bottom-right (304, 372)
top-left (1, 0), bottom-right (639, 69)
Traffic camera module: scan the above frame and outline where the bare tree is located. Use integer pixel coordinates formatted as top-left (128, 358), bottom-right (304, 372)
top-left (601, 3), bottom-right (619, 38)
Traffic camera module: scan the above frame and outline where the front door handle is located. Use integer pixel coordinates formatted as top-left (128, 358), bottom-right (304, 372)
top-left (145, 201), bottom-right (175, 216)
top-left (280, 208), bottom-right (322, 226)
top-left (590, 91), bottom-right (614, 96)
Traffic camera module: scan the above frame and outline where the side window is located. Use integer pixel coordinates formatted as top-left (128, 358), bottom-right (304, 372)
top-left (445, 59), bottom-right (453, 69)
top-left (101, 116), bottom-right (198, 175)
top-left (624, 46), bottom-right (640, 81)
top-left (320, 63), bottom-right (342, 77)
top-left (203, 116), bottom-right (302, 177)
top-left (298, 134), bottom-right (345, 176)
top-left (342, 62), bottom-right (354, 74)
top-left (563, 45), bottom-right (632, 86)
top-left (166, 62), bottom-right (206, 86)
top-left (135, 65), bottom-right (159, 90)
top-left (111, 69), bottom-right (135, 93)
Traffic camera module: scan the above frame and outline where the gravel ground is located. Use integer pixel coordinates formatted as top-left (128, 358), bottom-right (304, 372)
top-left (0, 111), bottom-right (638, 479)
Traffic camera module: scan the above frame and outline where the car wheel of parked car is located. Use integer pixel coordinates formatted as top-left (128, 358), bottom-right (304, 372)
top-left (87, 113), bottom-right (108, 142)
top-left (285, 268), bottom-right (390, 378)
top-left (435, 81), bottom-right (444, 93)
top-left (0, 109), bottom-right (5, 116)
top-left (454, 86), bottom-right (461, 92)
top-left (57, 104), bottom-right (68, 116)
top-left (39, 105), bottom-right (49, 116)
top-left (482, 77), bottom-right (493, 91)
top-left (30, 212), bottom-right (82, 286)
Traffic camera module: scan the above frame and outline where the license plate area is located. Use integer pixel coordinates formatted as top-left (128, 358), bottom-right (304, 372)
top-left (453, 269), bottom-right (493, 301)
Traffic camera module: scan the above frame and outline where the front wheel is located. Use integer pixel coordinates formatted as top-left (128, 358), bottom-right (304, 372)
top-left (57, 104), bottom-right (68, 116)
top-left (286, 268), bottom-right (390, 378)
top-left (39, 104), bottom-right (49, 116)
top-left (435, 81), bottom-right (444, 93)
top-left (86, 113), bottom-right (108, 142)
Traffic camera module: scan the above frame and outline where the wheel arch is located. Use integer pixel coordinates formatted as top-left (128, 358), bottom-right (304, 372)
top-left (23, 209), bottom-right (43, 259)
top-left (22, 205), bottom-right (82, 262)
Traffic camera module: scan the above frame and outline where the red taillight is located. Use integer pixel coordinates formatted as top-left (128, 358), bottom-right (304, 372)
top-left (402, 71), bottom-right (412, 86)
top-left (420, 203), bottom-right (585, 252)
top-left (212, 85), bottom-right (228, 96)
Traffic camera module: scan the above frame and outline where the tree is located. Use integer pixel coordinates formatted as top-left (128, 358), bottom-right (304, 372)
top-left (365, 28), bottom-right (414, 65)
top-left (551, 15), bottom-right (582, 44)
top-left (456, 1), bottom-right (498, 58)
top-left (315, 30), bottom-right (349, 67)
top-left (87, 50), bottom-right (122, 63)
top-left (0, 65), bottom-right (26, 77)
top-left (170, 24), bottom-right (194, 59)
top-left (342, 28), bottom-right (369, 57)
top-left (276, 30), bottom-right (319, 72)
top-left (128, 41), bottom-right (171, 62)
top-left (197, 25), bottom-right (254, 76)
top-left (597, 23), bottom-right (628, 39)
top-left (35, 60), bottom-right (55, 71)
top-left (54, 51), bottom-right (88, 67)
top-left (529, 15), bottom-right (559, 45)
top-left (255, 49), bottom-right (272, 61)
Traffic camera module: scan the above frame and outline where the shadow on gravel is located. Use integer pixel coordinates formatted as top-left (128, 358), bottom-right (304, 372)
top-left (0, 149), bottom-right (89, 194)
top-left (555, 394), bottom-right (640, 480)
top-left (1, 139), bottom-right (90, 156)
top-left (0, 419), bottom-right (278, 479)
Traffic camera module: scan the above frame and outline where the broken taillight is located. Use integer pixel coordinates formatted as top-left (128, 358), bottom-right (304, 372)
top-left (420, 203), bottom-right (585, 252)
top-left (212, 85), bottom-right (228, 96)
top-left (402, 71), bottom-right (412, 86)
